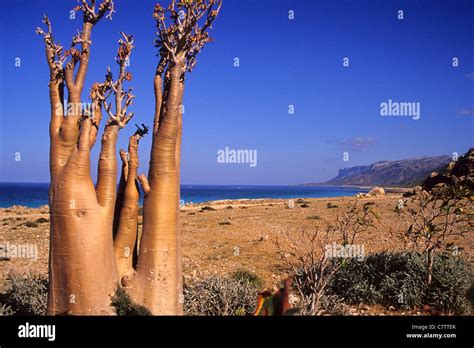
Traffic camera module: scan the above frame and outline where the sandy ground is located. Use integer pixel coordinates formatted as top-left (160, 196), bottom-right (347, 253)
top-left (0, 194), bottom-right (472, 315)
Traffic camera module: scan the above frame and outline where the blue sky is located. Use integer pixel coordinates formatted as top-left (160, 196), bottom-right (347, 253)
top-left (0, 0), bottom-right (473, 184)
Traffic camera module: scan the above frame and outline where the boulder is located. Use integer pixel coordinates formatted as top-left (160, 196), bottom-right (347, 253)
top-left (368, 187), bottom-right (385, 197)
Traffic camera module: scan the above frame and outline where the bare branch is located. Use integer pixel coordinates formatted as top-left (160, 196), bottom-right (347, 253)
top-left (138, 174), bottom-right (151, 195)
top-left (154, 0), bottom-right (222, 74)
top-left (36, 15), bottom-right (65, 76)
top-left (101, 33), bottom-right (135, 129)
top-left (74, 0), bottom-right (115, 24)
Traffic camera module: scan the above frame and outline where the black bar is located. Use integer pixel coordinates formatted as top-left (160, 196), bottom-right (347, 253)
top-left (0, 316), bottom-right (472, 346)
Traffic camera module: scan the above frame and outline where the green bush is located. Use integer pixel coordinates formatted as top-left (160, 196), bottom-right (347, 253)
top-left (231, 269), bottom-right (263, 289)
top-left (326, 251), bottom-right (472, 314)
top-left (0, 274), bottom-right (48, 315)
top-left (425, 255), bottom-right (472, 314)
top-left (328, 252), bottom-right (426, 308)
top-left (466, 284), bottom-right (474, 309)
top-left (110, 285), bottom-right (151, 316)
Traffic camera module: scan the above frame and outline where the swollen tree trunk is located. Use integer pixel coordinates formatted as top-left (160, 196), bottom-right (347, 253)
top-left (123, 0), bottom-right (222, 315)
top-left (113, 134), bottom-right (141, 279)
top-left (48, 118), bottom-right (119, 314)
top-left (39, 4), bottom-right (120, 314)
top-left (37, 2), bottom-right (135, 314)
top-left (129, 64), bottom-right (183, 314)
top-left (39, 0), bottom-right (222, 315)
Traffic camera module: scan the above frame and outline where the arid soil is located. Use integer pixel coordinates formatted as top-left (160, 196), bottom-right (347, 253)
top-left (1, 194), bottom-right (472, 315)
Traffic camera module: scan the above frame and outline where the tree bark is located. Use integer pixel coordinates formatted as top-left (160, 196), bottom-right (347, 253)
top-left (41, 0), bottom-right (221, 315)
top-left (48, 118), bottom-right (119, 315)
top-left (44, 8), bottom-right (121, 314)
top-left (129, 63), bottom-right (183, 315)
top-left (114, 134), bottom-right (141, 279)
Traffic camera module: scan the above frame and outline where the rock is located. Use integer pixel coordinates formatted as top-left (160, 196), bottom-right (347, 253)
top-left (259, 235), bottom-right (269, 242)
top-left (201, 206), bottom-right (216, 211)
top-left (422, 148), bottom-right (473, 193)
top-left (368, 187), bottom-right (385, 197)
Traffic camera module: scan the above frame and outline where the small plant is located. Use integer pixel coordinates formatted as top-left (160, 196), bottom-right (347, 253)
top-left (0, 303), bottom-right (14, 316)
top-left (336, 201), bottom-right (378, 245)
top-left (35, 218), bottom-right (49, 224)
top-left (300, 203), bottom-right (310, 208)
top-left (0, 274), bottom-right (48, 315)
top-left (397, 185), bottom-right (472, 285)
top-left (326, 202), bottom-right (338, 209)
top-left (22, 221), bottom-right (39, 228)
top-left (110, 285), bottom-right (151, 316)
top-left (231, 269), bottom-right (263, 289)
top-left (306, 215), bottom-right (321, 220)
top-left (276, 201), bottom-right (377, 315)
top-left (219, 221), bottom-right (231, 225)
top-left (184, 276), bottom-right (258, 316)
top-left (425, 254), bottom-right (472, 314)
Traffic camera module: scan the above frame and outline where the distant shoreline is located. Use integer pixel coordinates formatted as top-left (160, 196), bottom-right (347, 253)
top-left (0, 183), bottom-right (372, 209)
top-left (0, 193), bottom-right (406, 212)
top-left (295, 183), bottom-right (411, 192)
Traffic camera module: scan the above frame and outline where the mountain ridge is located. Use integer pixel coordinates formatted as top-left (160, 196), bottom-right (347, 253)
top-left (315, 155), bottom-right (452, 187)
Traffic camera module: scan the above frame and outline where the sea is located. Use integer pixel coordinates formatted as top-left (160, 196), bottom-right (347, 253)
top-left (0, 182), bottom-right (369, 208)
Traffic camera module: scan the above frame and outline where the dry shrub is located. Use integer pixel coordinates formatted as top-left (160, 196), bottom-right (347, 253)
top-left (184, 276), bottom-right (258, 316)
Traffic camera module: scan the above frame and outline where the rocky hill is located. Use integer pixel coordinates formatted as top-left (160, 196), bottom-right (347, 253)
top-left (422, 148), bottom-right (473, 192)
top-left (324, 155), bottom-right (452, 187)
